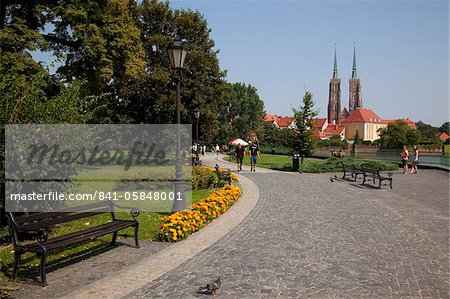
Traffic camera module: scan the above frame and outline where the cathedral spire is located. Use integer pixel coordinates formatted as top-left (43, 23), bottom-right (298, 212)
top-left (351, 43), bottom-right (358, 79)
top-left (332, 43), bottom-right (338, 79)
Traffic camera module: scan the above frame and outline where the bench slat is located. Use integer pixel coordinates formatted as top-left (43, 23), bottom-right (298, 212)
top-left (20, 211), bottom-right (106, 231)
top-left (21, 220), bottom-right (136, 251)
top-left (16, 201), bottom-right (112, 224)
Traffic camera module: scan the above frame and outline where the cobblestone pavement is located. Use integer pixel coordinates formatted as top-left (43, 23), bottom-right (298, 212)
top-left (13, 240), bottom-right (170, 299)
top-left (127, 169), bottom-right (449, 298)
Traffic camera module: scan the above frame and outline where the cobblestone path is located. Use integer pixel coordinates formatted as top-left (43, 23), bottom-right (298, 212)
top-left (127, 170), bottom-right (449, 298)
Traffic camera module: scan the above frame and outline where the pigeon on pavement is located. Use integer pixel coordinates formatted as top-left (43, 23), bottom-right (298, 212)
top-left (198, 277), bottom-right (221, 296)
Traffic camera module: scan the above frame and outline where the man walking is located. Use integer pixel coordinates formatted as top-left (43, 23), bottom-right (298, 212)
top-left (248, 141), bottom-right (260, 172)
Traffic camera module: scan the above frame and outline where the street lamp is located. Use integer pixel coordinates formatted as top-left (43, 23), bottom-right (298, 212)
top-left (194, 108), bottom-right (200, 143)
top-left (168, 40), bottom-right (188, 212)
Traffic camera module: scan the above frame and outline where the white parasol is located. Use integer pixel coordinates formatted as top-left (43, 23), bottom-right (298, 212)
top-left (229, 138), bottom-right (249, 146)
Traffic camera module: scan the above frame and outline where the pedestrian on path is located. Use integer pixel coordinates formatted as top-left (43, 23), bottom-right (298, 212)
top-left (216, 144), bottom-right (220, 155)
top-left (248, 141), bottom-right (260, 172)
top-left (235, 143), bottom-right (245, 172)
top-left (401, 145), bottom-right (409, 174)
top-left (411, 145), bottom-right (419, 174)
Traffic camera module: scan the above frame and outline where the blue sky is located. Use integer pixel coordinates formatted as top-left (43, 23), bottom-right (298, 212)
top-left (170, 0), bottom-right (449, 126)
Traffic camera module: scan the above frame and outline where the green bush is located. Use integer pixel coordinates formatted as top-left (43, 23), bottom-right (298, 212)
top-left (192, 166), bottom-right (216, 190)
top-left (300, 157), bottom-right (398, 173)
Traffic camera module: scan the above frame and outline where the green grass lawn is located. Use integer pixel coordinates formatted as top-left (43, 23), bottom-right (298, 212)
top-left (225, 154), bottom-right (294, 170)
top-left (225, 154), bottom-right (398, 172)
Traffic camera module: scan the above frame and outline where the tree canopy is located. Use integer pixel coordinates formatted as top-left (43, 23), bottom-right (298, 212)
top-left (215, 82), bottom-right (265, 145)
top-left (378, 120), bottom-right (421, 148)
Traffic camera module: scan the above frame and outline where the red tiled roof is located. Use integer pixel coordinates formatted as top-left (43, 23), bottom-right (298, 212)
top-left (323, 124), bottom-right (345, 136)
top-left (277, 116), bottom-right (295, 128)
top-left (264, 114), bottom-right (278, 122)
top-left (439, 132), bottom-right (450, 141)
top-left (384, 118), bottom-right (416, 129)
top-left (312, 118), bottom-right (327, 128)
top-left (312, 130), bottom-right (327, 139)
top-left (341, 108), bottom-right (386, 124)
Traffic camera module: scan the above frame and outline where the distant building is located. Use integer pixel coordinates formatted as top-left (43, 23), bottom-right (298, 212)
top-left (312, 118), bottom-right (328, 132)
top-left (323, 124), bottom-right (345, 140)
top-left (438, 132), bottom-right (450, 142)
top-left (340, 108), bottom-right (387, 141)
top-left (264, 115), bottom-right (296, 129)
top-left (348, 44), bottom-right (363, 113)
top-left (277, 116), bottom-right (296, 129)
top-left (328, 46), bottom-right (341, 125)
top-left (384, 118), bottom-right (417, 129)
top-left (312, 130), bottom-right (328, 140)
top-left (327, 44), bottom-right (362, 125)
top-left (264, 114), bottom-right (279, 128)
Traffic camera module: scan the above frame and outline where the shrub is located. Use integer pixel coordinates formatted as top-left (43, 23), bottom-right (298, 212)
top-left (300, 157), bottom-right (398, 173)
top-left (192, 166), bottom-right (216, 190)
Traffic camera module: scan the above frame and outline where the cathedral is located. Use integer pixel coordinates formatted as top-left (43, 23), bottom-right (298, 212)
top-left (327, 44), bottom-right (363, 124)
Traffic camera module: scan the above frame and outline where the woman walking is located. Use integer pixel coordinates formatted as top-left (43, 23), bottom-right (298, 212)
top-left (400, 145), bottom-right (409, 174)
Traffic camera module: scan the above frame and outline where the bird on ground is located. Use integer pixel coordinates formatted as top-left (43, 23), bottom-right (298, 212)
top-left (198, 277), bottom-right (221, 296)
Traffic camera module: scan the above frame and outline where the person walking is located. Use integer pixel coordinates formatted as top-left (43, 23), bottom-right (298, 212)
top-left (411, 145), bottom-right (419, 174)
top-left (215, 144), bottom-right (220, 155)
top-left (235, 143), bottom-right (245, 172)
top-left (400, 145), bottom-right (409, 174)
top-left (248, 141), bottom-right (260, 172)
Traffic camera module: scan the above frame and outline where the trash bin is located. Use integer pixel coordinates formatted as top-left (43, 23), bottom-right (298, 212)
top-left (292, 153), bottom-right (300, 171)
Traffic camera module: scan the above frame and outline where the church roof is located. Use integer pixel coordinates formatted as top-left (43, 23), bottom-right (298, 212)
top-left (341, 108), bottom-right (386, 124)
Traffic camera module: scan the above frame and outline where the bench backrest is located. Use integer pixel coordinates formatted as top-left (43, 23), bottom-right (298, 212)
top-left (341, 162), bottom-right (355, 171)
top-left (361, 167), bottom-right (380, 175)
top-left (7, 201), bottom-right (115, 245)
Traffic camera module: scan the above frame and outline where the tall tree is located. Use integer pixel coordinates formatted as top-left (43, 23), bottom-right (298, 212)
top-left (292, 92), bottom-right (318, 158)
top-left (378, 120), bottom-right (421, 148)
top-left (415, 121), bottom-right (439, 139)
top-left (216, 82), bottom-right (265, 145)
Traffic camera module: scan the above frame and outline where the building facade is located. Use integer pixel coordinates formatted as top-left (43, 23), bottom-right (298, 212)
top-left (340, 108), bottom-right (387, 141)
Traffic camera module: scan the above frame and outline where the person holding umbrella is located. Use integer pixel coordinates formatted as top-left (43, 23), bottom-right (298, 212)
top-left (235, 143), bottom-right (245, 172)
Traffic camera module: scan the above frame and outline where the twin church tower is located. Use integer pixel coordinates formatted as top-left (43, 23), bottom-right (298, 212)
top-left (327, 44), bottom-right (363, 125)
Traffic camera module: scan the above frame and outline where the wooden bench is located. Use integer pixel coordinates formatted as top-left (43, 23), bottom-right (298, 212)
top-left (7, 201), bottom-right (140, 286)
top-left (361, 167), bottom-right (393, 189)
top-left (341, 162), bottom-right (363, 181)
top-left (214, 164), bottom-right (232, 187)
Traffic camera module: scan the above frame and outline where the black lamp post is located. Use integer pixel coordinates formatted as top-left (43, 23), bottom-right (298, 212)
top-left (194, 107), bottom-right (200, 146)
top-left (167, 40), bottom-right (187, 212)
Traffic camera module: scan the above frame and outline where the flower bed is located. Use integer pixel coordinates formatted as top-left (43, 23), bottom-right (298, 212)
top-left (158, 185), bottom-right (242, 242)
